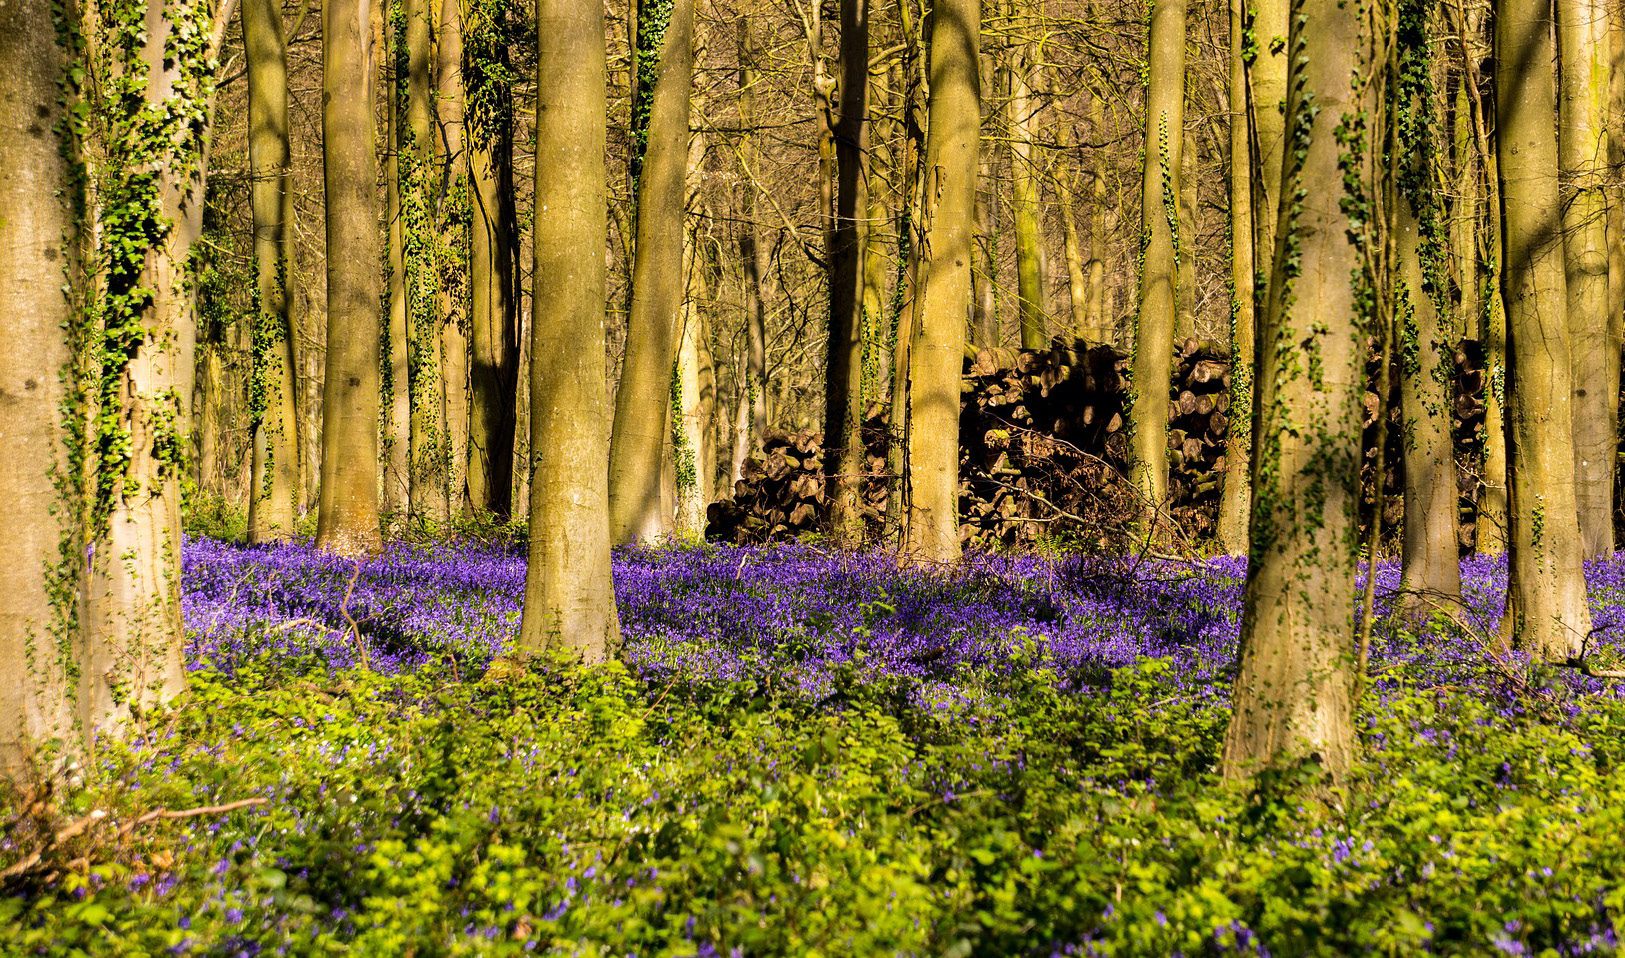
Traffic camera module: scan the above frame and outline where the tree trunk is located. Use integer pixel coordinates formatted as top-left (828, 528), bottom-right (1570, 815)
top-left (316, 0), bottom-right (384, 556)
top-left (734, 19), bottom-right (770, 479)
top-left (520, 0), bottom-right (621, 661)
top-left (1130, 0), bottom-right (1184, 533)
top-left (405, 0), bottom-right (445, 524)
top-left (466, 5), bottom-right (520, 519)
top-left (1217, 0), bottom-right (1253, 556)
top-left (1009, 4), bottom-right (1045, 349)
top-left (0, 0), bottom-right (79, 779)
top-left (1221, 0), bottom-right (1365, 779)
top-left (902, 0), bottom-right (979, 564)
top-left (825, 0), bottom-right (871, 541)
top-left (1058, 119), bottom-right (1093, 343)
top-left (245, 0), bottom-right (301, 544)
top-left (1175, 126), bottom-right (1198, 343)
top-left (1085, 76), bottom-right (1109, 342)
top-left (383, 5), bottom-right (411, 524)
top-left (1395, 47), bottom-right (1462, 615)
top-left (1558, 0), bottom-right (1618, 559)
top-left (1496, 0), bottom-right (1594, 659)
top-left (1250, 0), bottom-right (1288, 301)
top-left (436, 0), bottom-right (471, 516)
top-left (608, 0), bottom-right (694, 543)
top-left (676, 132), bottom-right (714, 537)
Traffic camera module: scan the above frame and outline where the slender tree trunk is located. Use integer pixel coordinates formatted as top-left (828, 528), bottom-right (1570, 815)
top-left (1453, 84), bottom-right (1481, 339)
top-left (1559, 0), bottom-right (1617, 558)
top-left (902, 0), bottom-right (979, 564)
top-left (520, 0), bottom-right (620, 660)
top-left (1009, 3), bottom-right (1045, 349)
top-left (1175, 127), bottom-right (1199, 343)
top-left (316, 0), bottom-right (384, 556)
top-left (1221, 0), bottom-right (1366, 779)
top-left (405, 0), bottom-right (445, 523)
top-left (0, 0), bottom-right (79, 780)
top-left (466, 8), bottom-right (519, 518)
top-left (1250, 0), bottom-right (1288, 301)
top-left (1058, 120), bottom-right (1093, 342)
top-left (972, 161), bottom-right (1000, 349)
top-left (607, 0), bottom-right (694, 543)
top-left (436, 0), bottom-right (471, 516)
top-left (382, 5), bottom-right (411, 522)
top-left (676, 131), bottom-right (714, 536)
top-left (1496, 0), bottom-right (1594, 659)
top-left (1085, 78), bottom-right (1109, 341)
top-left (1130, 0), bottom-right (1185, 533)
top-left (245, 0), bottom-right (301, 543)
top-left (1218, 0), bottom-right (1253, 556)
top-left (826, 0), bottom-right (872, 540)
top-left (1395, 46), bottom-right (1462, 614)
top-left (735, 20), bottom-right (770, 476)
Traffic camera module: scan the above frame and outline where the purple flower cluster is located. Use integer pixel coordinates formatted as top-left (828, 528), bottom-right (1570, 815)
top-left (181, 536), bottom-right (1625, 705)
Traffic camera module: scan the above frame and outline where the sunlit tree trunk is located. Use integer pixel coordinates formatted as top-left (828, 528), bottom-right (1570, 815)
top-left (825, 0), bottom-right (871, 540)
top-left (902, 0), bottom-right (979, 564)
top-left (1250, 0), bottom-right (1288, 304)
top-left (383, 6), bottom-right (411, 523)
top-left (1221, 0), bottom-right (1366, 779)
top-left (676, 132), bottom-right (715, 537)
top-left (0, 0), bottom-right (79, 780)
top-left (608, 0), bottom-right (693, 543)
top-left (1085, 74), bottom-right (1109, 341)
top-left (1009, 0), bottom-right (1045, 349)
top-left (245, 0), bottom-right (301, 544)
top-left (405, 0), bottom-right (445, 523)
top-left (1558, 0), bottom-right (1617, 559)
top-left (466, 6), bottom-right (520, 518)
top-left (1130, 0), bottom-right (1185, 533)
top-left (1058, 120), bottom-right (1093, 342)
top-left (519, 0), bottom-right (621, 660)
top-left (1175, 127), bottom-right (1198, 343)
top-left (1496, 0), bottom-right (1594, 659)
top-left (436, 0), bottom-right (471, 516)
top-left (1394, 32), bottom-right (1462, 615)
top-left (1217, 0), bottom-right (1253, 556)
top-left (316, 0), bottom-right (384, 556)
top-left (733, 19), bottom-right (770, 481)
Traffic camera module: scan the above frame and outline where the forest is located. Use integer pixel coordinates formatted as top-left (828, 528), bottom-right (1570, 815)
top-left (5, 0), bottom-right (1625, 950)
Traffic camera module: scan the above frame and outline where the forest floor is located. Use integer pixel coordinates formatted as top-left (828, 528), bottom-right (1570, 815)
top-left (7, 536), bottom-right (1625, 955)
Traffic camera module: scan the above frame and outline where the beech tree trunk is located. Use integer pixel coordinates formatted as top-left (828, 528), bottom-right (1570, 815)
top-left (0, 0), bottom-right (78, 779)
top-left (1130, 0), bottom-right (1185, 533)
top-left (466, 7), bottom-right (520, 518)
top-left (436, 0), bottom-right (471, 516)
top-left (1394, 41), bottom-right (1462, 614)
top-left (733, 19), bottom-right (770, 481)
top-left (608, 0), bottom-right (694, 543)
top-left (1558, 0), bottom-right (1618, 559)
top-left (383, 8), bottom-right (411, 522)
top-left (825, 0), bottom-right (871, 541)
top-left (520, 0), bottom-right (621, 660)
top-left (1009, 2), bottom-right (1045, 349)
top-left (902, 0), bottom-right (979, 564)
top-left (1496, 0), bottom-right (1594, 659)
top-left (316, 0), bottom-right (384, 556)
top-left (1221, 0), bottom-right (1366, 779)
top-left (1217, 0), bottom-right (1253, 556)
top-left (405, 0), bottom-right (446, 523)
top-left (245, 0), bottom-right (301, 543)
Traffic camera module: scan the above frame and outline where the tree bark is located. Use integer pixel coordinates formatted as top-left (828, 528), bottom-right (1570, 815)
top-left (520, 0), bottom-right (621, 661)
top-left (1130, 0), bottom-right (1185, 534)
top-left (902, 0), bottom-right (979, 564)
top-left (1395, 56), bottom-right (1463, 614)
top-left (405, 0), bottom-right (445, 523)
top-left (1221, 0), bottom-right (1365, 779)
top-left (436, 0), bottom-right (471, 516)
top-left (383, 5), bottom-right (411, 523)
top-left (466, 5), bottom-right (520, 518)
top-left (1496, 0), bottom-right (1594, 659)
top-left (1218, 0), bottom-right (1253, 556)
top-left (245, 0), bottom-right (302, 543)
top-left (1558, 0), bottom-right (1618, 559)
top-left (1009, 2), bottom-right (1045, 349)
top-left (825, 0), bottom-right (872, 541)
top-left (316, 0), bottom-right (384, 556)
top-left (733, 19), bottom-right (770, 482)
top-left (0, 0), bottom-right (79, 779)
top-left (607, 0), bottom-right (694, 543)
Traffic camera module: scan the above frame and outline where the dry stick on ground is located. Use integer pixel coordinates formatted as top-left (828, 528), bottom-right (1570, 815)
top-left (340, 560), bottom-right (368, 669)
top-left (1, 798), bottom-right (269, 884)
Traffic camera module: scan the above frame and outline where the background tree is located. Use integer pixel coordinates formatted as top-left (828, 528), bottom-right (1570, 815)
top-left (244, 0), bottom-right (302, 544)
top-left (903, 0), bottom-right (980, 564)
top-left (316, 0), bottom-right (384, 557)
top-left (608, 0), bottom-right (695, 543)
top-left (1217, 0), bottom-right (1253, 556)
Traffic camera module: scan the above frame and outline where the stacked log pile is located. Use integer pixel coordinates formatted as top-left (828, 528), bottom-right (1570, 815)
top-left (707, 334), bottom-right (1501, 552)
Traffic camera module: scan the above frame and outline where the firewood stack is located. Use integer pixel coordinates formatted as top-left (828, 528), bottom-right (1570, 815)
top-left (1164, 338), bottom-right (1234, 539)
